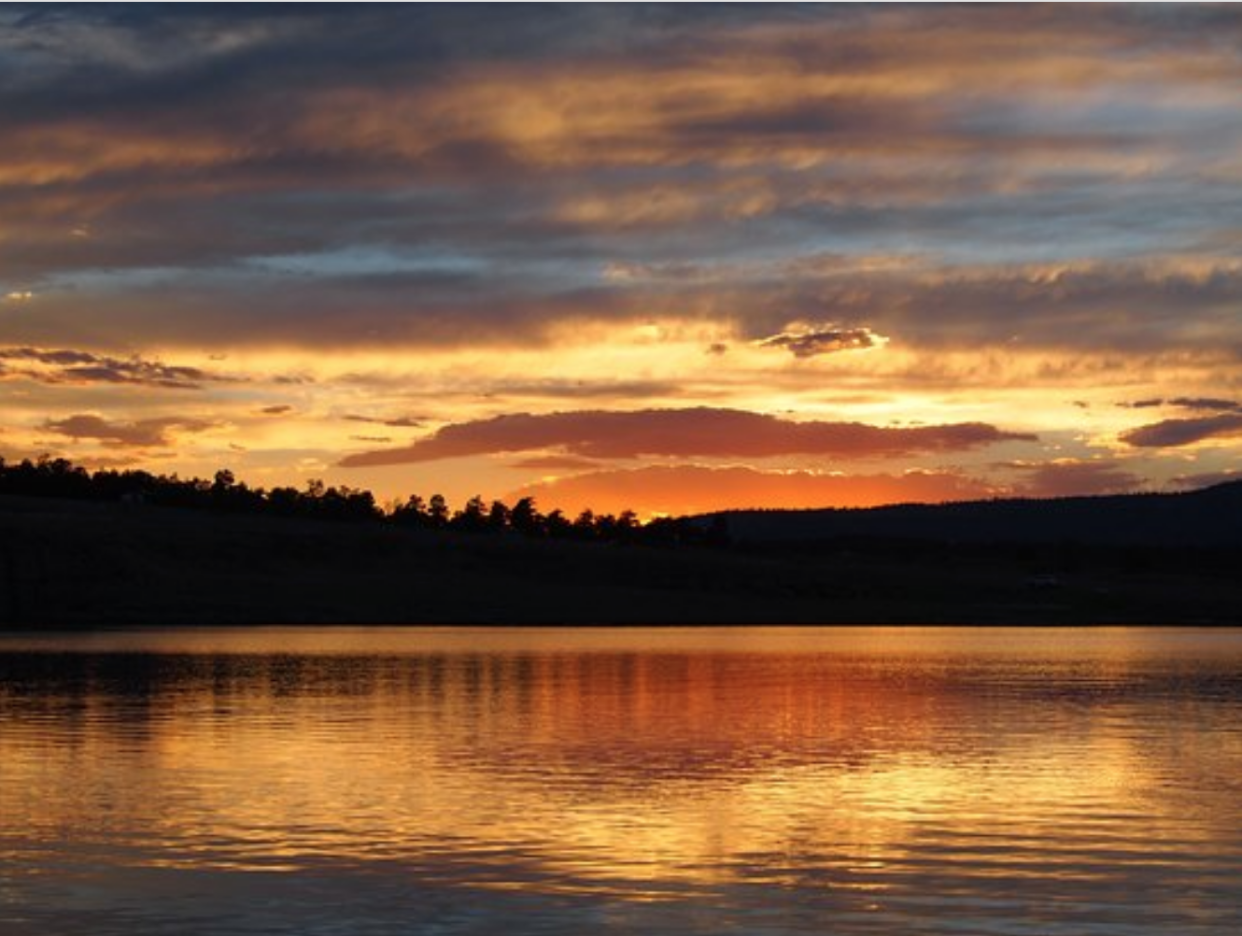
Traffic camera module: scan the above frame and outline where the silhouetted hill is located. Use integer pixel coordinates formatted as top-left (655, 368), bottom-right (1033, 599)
top-left (2, 485), bottom-right (1239, 627)
top-left (703, 482), bottom-right (1242, 549)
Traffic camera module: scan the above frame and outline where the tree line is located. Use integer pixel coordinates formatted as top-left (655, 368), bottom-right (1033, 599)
top-left (0, 455), bottom-right (698, 545)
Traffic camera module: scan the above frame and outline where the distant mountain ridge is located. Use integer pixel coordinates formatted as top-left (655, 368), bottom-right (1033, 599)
top-left (701, 481), bottom-right (1242, 548)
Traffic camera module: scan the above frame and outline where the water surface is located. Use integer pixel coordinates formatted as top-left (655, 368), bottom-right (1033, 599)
top-left (2, 626), bottom-right (1241, 934)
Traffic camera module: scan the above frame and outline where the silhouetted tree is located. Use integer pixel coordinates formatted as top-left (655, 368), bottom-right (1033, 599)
top-left (452, 495), bottom-right (489, 532)
top-left (573, 508), bottom-right (597, 540)
top-left (487, 499), bottom-right (510, 532)
top-left (544, 508), bottom-right (571, 538)
top-left (268, 486), bottom-right (302, 517)
top-left (0, 454), bottom-right (670, 542)
top-left (426, 493), bottom-right (449, 528)
top-left (639, 516), bottom-right (683, 545)
top-left (392, 494), bottom-right (427, 527)
top-left (509, 496), bottom-right (542, 536)
top-left (616, 510), bottom-right (639, 541)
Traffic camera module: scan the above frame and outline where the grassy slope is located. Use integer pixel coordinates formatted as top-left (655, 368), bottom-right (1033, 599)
top-left (2, 494), bottom-right (1238, 626)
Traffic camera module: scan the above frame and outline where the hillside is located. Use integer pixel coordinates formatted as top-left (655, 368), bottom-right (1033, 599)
top-left (705, 481), bottom-right (1242, 548)
top-left (2, 485), bottom-right (1239, 627)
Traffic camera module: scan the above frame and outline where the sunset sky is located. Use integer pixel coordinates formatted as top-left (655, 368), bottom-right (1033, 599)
top-left (2, 4), bottom-right (1239, 516)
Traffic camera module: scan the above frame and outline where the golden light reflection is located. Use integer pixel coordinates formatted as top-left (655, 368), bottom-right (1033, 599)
top-left (4, 629), bottom-right (1238, 897)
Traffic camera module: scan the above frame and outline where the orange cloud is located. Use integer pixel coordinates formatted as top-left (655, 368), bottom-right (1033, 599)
top-left (42, 413), bottom-right (217, 448)
top-left (339, 408), bottom-right (1035, 467)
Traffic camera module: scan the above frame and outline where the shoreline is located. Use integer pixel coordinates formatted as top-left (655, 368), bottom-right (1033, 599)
top-left (4, 494), bottom-right (1239, 628)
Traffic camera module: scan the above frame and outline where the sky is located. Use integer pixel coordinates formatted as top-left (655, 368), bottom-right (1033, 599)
top-left (1, 3), bottom-right (1240, 516)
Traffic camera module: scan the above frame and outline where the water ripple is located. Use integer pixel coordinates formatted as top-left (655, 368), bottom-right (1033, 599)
top-left (2, 627), bottom-right (1241, 935)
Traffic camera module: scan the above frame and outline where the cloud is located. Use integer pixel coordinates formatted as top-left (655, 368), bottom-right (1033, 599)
top-left (1004, 459), bottom-right (1145, 498)
top-left (0, 346), bottom-right (222, 389)
top-left (1119, 413), bottom-right (1242, 448)
top-left (725, 259), bottom-right (1242, 357)
top-left (756, 324), bottom-right (885, 358)
top-left (1167, 397), bottom-right (1239, 412)
top-left (259, 404), bottom-right (293, 415)
top-left (509, 465), bottom-right (1001, 516)
top-left (1168, 469), bottom-right (1242, 491)
top-left (42, 413), bottom-right (216, 448)
top-left (1118, 397), bottom-right (1239, 412)
top-left (0, 5), bottom-right (1237, 514)
top-left (344, 414), bottom-right (423, 428)
top-left (339, 407), bottom-right (1035, 467)
top-left (0, 5), bottom-right (1239, 363)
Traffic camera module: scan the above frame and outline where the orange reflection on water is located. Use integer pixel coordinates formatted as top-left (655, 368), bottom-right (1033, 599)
top-left (3, 628), bottom-right (1240, 908)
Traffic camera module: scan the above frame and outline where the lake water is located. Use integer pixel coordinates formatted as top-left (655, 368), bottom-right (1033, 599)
top-left (2, 627), bottom-right (1240, 935)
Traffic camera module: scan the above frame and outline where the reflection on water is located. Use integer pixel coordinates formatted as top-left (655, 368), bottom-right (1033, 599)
top-left (2, 627), bottom-right (1241, 935)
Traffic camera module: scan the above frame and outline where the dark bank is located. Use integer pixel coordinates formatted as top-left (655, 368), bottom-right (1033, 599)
top-left (2, 473), bottom-right (1239, 627)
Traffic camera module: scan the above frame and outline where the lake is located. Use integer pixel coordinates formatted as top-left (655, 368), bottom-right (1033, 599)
top-left (2, 626), bottom-right (1240, 935)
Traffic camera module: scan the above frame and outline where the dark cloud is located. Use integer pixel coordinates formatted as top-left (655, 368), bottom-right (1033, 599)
top-left (725, 260), bottom-right (1242, 357)
top-left (259, 405), bottom-right (293, 415)
top-left (20, 249), bottom-right (1233, 361)
top-left (1005, 460), bottom-right (1144, 498)
top-left (344, 414), bottom-right (423, 428)
top-left (339, 407), bottom-right (1035, 467)
top-left (1168, 397), bottom-right (1239, 412)
top-left (681, 98), bottom-right (924, 145)
top-left (0, 346), bottom-right (220, 389)
top-left (756, 325), bottom-right (884, 358)
top-left (42, 413), bottom-right (216, 448)
top-left (1118, 397), bottom-right (1239, 412)
top-left (0, 5), bottom-right (1238, 358)
top-left (1120, 414), bottom-right (1242, 448)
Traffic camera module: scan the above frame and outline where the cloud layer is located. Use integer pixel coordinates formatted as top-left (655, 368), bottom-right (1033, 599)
top-left (1120, 414), bottom-right (1242, 448)
top-left (1, 5), bottom-right (1240, 358)
top-left (43, 413), bottom-right (216, 448)
top-left (1, 6), bottom-right (1239, 510)
top-left (340, 408), bottom-right (1035, 467)
top-left (0, 346), bottom-right (222, 389)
